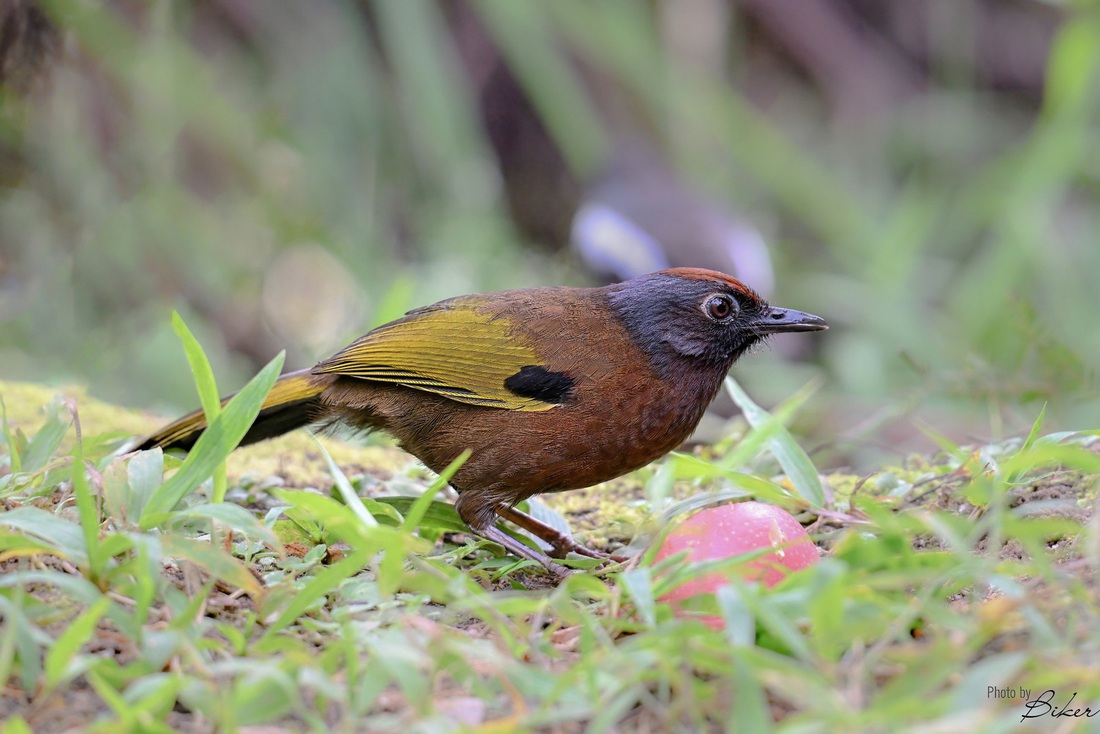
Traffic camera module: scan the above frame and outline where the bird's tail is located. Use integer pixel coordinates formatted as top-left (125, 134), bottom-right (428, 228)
top-left (137, 368), bottom-right (328, 452)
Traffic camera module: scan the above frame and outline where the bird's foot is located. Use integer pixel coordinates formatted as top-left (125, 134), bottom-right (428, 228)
top-left (546, 536), bottom-right (609, 561)
top-left (494, 504), bottom-right (611, 562)
top-left (478, 524), bottom-right (572, 579)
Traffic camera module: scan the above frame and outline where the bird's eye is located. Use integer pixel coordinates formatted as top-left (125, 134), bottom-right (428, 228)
top-left (704, 294), bottom-right (737, 321)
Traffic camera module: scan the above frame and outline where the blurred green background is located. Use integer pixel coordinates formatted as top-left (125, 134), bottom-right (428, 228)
top-left (1, 0), bottom-right (1097, 468)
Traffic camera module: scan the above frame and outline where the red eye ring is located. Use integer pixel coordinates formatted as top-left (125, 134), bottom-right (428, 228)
top-left (705, 294), bottom-right (737, 321)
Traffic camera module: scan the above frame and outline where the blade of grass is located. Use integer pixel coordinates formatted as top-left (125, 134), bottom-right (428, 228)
top-left (161, 536), bottom-right (263, 598)
top-left (0, 717), bottom-right (33, 734)
top-left (17, 399), bottom-right (71, 473)
top-left (85, 669), bottom-right (138, 730)
top-left (315, 437), bottom-right (380, 527)
top-left (139, 351), bottom-right (284, 525)
top-left (0, 593), bottom-right (41, 693)
top-left (619, 567), bottom-right (657, 626)
top-left (0, 397), bottom-right (20, 473)
top-left (71, 434), bottom-right (106, 584)
top-left (401, 449), bottom-right (469, 532)
top-left (259, 546), bottom-right (374, 640)
top-left (274, 489), bottom-right (375, 547)
top-left (724, 376), bottom-right (826, 508)
top-left (172, 312), bottom-right (227, 505)
top-left (44, 596), bottom-right (111, 691)
top-left (373, 497), bottom-right (468, 535)
top-left (167, 503), bottom-right (280, 547)
top-left (0, 507), bottom-right (91, 566)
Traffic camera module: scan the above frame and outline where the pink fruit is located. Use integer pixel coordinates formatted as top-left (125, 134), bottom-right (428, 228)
top-left (654, 501), bottom-right (819, 624)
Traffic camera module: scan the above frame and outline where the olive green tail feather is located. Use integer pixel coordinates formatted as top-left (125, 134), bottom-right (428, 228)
top-left (136, 369), bottom-right (328, 452)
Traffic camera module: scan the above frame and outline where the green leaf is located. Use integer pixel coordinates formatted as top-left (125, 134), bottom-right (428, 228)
top-left (275, 489), bottom-right (374, 547)
top-left (730, 649), bottom-right (774, 733)
top-left (316, 438), bottom-right (381, 527)
top-left (167, 502), bottom-right (280, 547)
top-left (472, 0), bottom-right (605, 174)
top-left (716, 585), bottom-right (755, 646)
top-left (0, 570), bottom-right (114, 614)
top-left (1043, 16), bottom-right (1100, 123)
top-left (160, 535), bottom-right (263, 598)
top-left (724, 376), bottom-right (826, 508)
top-left (19, 399), bottom-right (71, 473)
top-left (374, 496), bottom-right (468, 535)
top-left (171, 311), bottom-right (228, 504)
top-left (171, 312), bottom-right (223, 420)
top-left (71, 438), bottom-right (106, 582)
top-left (167, 582), bottom-right (215, 633)
top-left (86, 669), bottom-right (136, 729)
top-left (0, 593), bottom-right (42, 693)
top-left (44, 596), bottom-right (111, 690)
top-left (401, 449), bottom-right (469, 532)
top-left (260, 546), bottom-right (374, 639)
top-left (1019, 403), bottom-right (1046, 454)
top-left (126, 448), bottom-right (165, 521)
top-left (749, 591), bottom-right (814, 662)
top-left (0, 717), bottom-right (34, 734)
top-left (619, 567), bottom-right (657, 626)
top-left (0, 507), bottom-right (89, 566)
top-left (0, 397), bottom-right (21, 473)
top-left (139, 351), bottom-right (284, 525)
top-left (229, 664), bottom-right (300, 725)
top-left (100, 458), bottom-right (130, 522)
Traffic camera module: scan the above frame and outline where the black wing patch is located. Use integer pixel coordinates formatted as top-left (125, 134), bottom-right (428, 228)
top-left (503, 365), bottom-right (576, 404)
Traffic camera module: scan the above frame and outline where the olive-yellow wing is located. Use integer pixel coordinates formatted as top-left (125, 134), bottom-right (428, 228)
top-left (312, 300), bottom-right (561, 411)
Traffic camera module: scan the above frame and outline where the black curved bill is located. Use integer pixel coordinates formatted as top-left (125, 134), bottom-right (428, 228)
top-left (753, 307), bottom-right (829, 334)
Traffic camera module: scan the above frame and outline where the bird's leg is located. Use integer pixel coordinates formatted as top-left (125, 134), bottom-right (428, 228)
top-left (495, 504), bottom-right (609, 560)
top-left (455, 492), bottom-right (574, 578)
top-left (476, 523), bottom-right (571, 580)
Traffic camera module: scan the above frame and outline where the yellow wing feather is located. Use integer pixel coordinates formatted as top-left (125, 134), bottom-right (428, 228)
top-left (312, 302), bottom-right (557, 411)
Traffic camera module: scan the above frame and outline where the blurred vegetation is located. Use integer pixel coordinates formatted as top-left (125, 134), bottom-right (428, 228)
top-left (4, 4), bottom-right (1100, 730)
top-left (1, 0), bottom-right (1098, 467)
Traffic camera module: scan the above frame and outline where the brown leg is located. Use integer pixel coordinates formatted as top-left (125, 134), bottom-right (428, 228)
top-left (453, 491), bottom-right (574, 578)
top-left (477, 523), bottom-right (572, 580)
top-left (495, 504), bottom-right (609, 560)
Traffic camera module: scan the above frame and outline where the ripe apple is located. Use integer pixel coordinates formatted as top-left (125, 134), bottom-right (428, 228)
top-left (654, 501), bottom-right (819, 624)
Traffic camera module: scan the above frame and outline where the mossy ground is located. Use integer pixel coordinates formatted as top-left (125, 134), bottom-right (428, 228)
top-left (3, 379), bottom-right (1099, 731)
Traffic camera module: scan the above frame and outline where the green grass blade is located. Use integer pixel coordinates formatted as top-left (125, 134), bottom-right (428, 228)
top-left (0, 397), bottom-right (20, 473)
top-left (44, 596), bottom-right (111, 691)
top-left (71, 436), bottom-right (105, 582)
top-left (160, 536), bottom-right (263, 598)
top-left (138, 351), bottom-right (284, 525)
top-left (724, 376), bottom-right (826, 508)
top-left (374, 497), bottom-right (468, 535)
top-left (316, 437), bottom-right (379, 527)
top-left (619, 568), bottom-right (657, 626)
top-left (125, 448), bottom-right (165, 522)
top-left (85, 669), bottom-right (138, 728)
top-left (0, 593), bottom-right (41, 694)
top-left (1020, 403), bottom-right (1047, 454)
top-left (18, 399), bottom-right (71, 473)
top-left (260, 546), bottom-right (374, 640)
top-left (0, 717), bottom-right (33, 734)
top-left (274, 489), bottom-right (375, 547)
top-left (167, 503), bottom-right (280, 547)
top-left (472, 0), bottom-right (604, 174)
top-left (171, 311), bottom-right (228, 505)
top-left (401, 449), bottom-right (469, 532)
top-left (0, 507), bottom-right (90, 566)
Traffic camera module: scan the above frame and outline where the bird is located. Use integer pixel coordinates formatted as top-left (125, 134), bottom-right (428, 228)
top-left (138, 268), bottom-right (827, 576)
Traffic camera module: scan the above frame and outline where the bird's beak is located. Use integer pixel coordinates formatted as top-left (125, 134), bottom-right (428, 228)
top-left (752, 307), bottom-right (829, 334)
